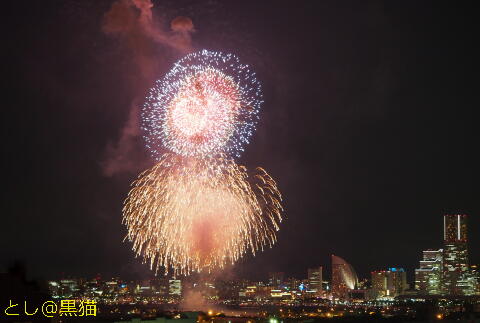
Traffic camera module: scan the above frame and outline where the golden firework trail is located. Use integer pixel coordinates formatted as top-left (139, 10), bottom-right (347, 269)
top-left (122, 154), bottom-right (283, 275)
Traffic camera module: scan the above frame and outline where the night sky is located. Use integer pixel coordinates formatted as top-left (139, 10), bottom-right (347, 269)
top-left (3, 1), bottom-right (478, 283)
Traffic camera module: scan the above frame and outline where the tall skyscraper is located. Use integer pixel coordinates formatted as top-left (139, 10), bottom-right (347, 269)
top-left (387, 268), bottom-right (408, 297)
top-left (371, 271), bottom-right (387, 298)
top-left (415, 249), bottom-right (443, 295)
top-left (442, 214), bottom-right (469, 295)
top-left (444, 214), bottom-right (467, 242)
top-left (371, 268), bottom-right (407, 298)
top-left (307, 267), bottom-right (323, 296)
top-left (331, 255), bottom-right (358, 299)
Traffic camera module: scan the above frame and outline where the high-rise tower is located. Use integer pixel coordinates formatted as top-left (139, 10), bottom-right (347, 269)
top-left (308, 267), bottom-right (323, 296)
top-left (371, 268), bottom-right (407, 298)
top-left (442, 214), bottom-right (469, 295)
top-left (415, 249), bottom-right (443, 295)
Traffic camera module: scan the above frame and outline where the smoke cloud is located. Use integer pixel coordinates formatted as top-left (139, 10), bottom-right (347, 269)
top-left (101, 102), bottom-right (149, 177)
top-left (101, 0), bottom-right (194, 176)
top-left (180, 290), bottom-right (206, 311)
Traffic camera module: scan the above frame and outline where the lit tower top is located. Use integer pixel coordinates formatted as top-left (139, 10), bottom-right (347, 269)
top-left (444, 214), bottom-right (467, 243)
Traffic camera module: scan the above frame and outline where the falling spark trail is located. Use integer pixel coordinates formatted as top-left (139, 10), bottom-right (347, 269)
top-left (123, 154), bottom-right (283, 275)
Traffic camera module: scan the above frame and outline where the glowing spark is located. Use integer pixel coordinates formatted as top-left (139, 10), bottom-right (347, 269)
top-left (142, 50), bottom-right (262, 158)
top-left (122, 154), bottom-right (283, 275)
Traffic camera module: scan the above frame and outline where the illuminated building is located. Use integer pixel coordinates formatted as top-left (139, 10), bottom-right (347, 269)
top-left (415, 249), bottom-right (443, 295)
top-left (444, 214), bottom-right (467, 242)
top-left (270, 289), bottom-right (291, 299)
top-left (48, 281), bottom-right (60, 298)
top-left (371, 271), bottom-right (387, 298)
top-left (470, 265), bottom-right (480, 295)
top-left (442, 214), bottom-right (469, 295)
top-left (371, 268), bottom-right (407, 298)
top-left (105, 280), bottom-right (119, 294)
top-left (151, 278), bottom-right (169, 295)
top-left (322, 280), bottom-right (330, 294)
top-left (242, 285), bottom-right (257, 299)
top-left (268, 272), bottom-right (284, 287)
top-left (331, 255), bottom-right (358, 299)
top-left (387, 268), bottom-right (408, 297)
top-left (55, 279), bottom-right (79, 298)
top-left (307, 267), bottom-right (323, 296)
top-left (414, 214), bottom-right (477, 296)
top-left (169, 279), bottom-right (182, 296)
top-left (137, 280), bottom-right (153, 295)
top-left (285, 277), bottom-right (301, 291)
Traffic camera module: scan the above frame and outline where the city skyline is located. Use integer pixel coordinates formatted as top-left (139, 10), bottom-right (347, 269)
top-left (3, 214), bottom-right (477, 320)
top-left (37, 214), bottom-right (479, 295)
top-left (1, 205), bottom-right (478, 282)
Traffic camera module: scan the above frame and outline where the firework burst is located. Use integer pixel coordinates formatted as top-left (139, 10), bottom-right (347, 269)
top-left (142, 50), bottom-right (262, 158)
top-left (123, 50), bottom-right (283, 275)
top-left (122, 154), bottom-right (282, 275)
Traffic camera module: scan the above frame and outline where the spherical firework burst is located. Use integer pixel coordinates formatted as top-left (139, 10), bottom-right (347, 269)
top-left (122, 154), bottom-right (282, 275)
top-left (142, 50), bottom-right (262, 158)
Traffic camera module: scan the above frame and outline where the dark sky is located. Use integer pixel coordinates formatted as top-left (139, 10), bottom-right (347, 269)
top-left (3, 0), bottom-right (478, 283)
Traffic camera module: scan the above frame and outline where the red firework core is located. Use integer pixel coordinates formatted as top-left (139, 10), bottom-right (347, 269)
top-left (165, 68), bottom-right (241, 153)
